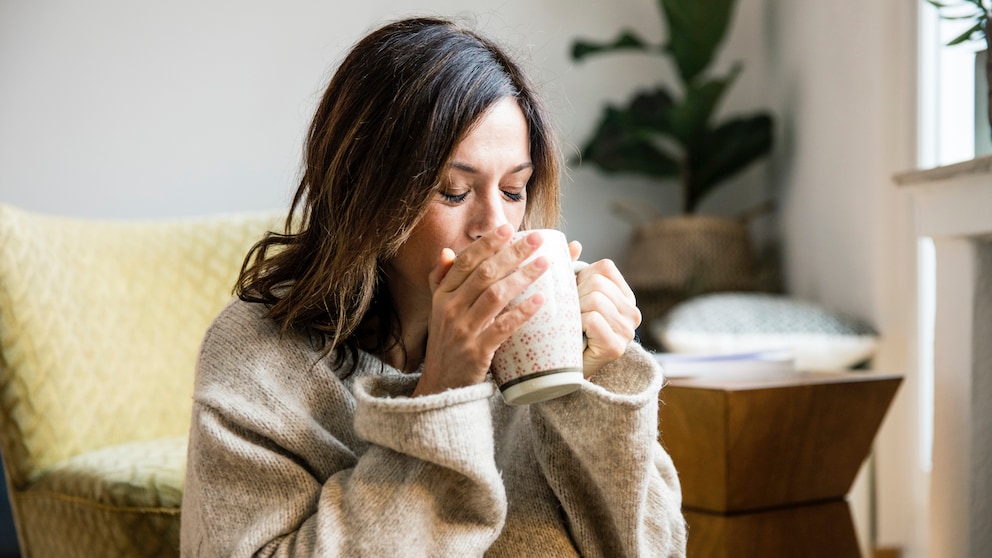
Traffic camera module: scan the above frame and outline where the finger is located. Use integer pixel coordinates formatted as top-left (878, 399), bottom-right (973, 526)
top-left (568, 240), bottom-right (582, 262)
top-left (581, 311), bottom-right (630, 376)
top-left (437, 224), bottom-right (514, 293)
top-left (579, 289), bottom-right (641, 336)
top-left (578, 259), bottom-right (636, 304)
top-left (484, 292), bottom-right (545, 346)
top-left (429, 248), bottom-right (457, 293)
top-left (467, 253), bottom-right (549, 324)
top-left (576, 271), bottom-right (626, 306)
top-left (460, 230), bottom-right (543, 294)
top-left (433, 230), bottom-right (544, 325)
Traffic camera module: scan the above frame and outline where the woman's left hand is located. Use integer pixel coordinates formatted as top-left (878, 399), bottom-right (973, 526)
top-left (568, 241), bottom-right (642, 377)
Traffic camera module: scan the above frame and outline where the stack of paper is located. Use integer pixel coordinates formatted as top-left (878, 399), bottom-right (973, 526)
top-left (653, 350), bottom-right (796, 378)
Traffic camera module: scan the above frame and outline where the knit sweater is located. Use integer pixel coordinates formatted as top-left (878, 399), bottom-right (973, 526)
top-left (180, 298), bottom-right (686, 557)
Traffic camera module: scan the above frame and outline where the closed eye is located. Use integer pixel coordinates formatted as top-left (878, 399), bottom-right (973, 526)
top-left (503, 190), bottom-right (525, 202)
top-left (441, 191), bottom-right (469, 203)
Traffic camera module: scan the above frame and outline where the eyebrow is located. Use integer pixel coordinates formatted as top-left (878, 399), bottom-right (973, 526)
top-left (448, 161), bottom-right (535, 174)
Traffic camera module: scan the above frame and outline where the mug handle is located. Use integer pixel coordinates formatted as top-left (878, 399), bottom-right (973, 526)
top-left (572, 261), bottom-right (589, 348)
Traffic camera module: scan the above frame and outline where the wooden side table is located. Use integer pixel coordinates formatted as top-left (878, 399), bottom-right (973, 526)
top-left (658, 370), bottom-right (902, 558)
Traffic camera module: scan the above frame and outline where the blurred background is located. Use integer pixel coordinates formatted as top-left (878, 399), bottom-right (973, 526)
top-left (0, 0), bottom-right (777, 262)
top-left (1, 0), bottom-right (985, 556)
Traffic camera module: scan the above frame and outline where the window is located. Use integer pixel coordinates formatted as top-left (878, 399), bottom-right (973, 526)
top-left (919, 2), bottom-right (988, 167)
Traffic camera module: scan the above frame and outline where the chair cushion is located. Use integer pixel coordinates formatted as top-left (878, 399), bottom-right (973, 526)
top-left (652, 293), bottom-right (879, 370)
top-left (31, 436), bottom-right (186, 509)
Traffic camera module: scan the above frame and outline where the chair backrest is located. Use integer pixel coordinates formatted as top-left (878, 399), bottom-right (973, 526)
top-left (0, 204), bottom-right (284, 487)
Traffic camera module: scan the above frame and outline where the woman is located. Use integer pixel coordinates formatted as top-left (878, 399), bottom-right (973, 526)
top-left (181, 17), bottom-right (686, 557)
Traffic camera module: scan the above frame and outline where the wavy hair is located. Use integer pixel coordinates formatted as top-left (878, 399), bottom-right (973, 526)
top-left (236, 17), bottom-right (561, 366)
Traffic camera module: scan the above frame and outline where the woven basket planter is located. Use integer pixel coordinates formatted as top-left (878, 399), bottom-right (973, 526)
top-left (622, 215), bottom-right (757, 338)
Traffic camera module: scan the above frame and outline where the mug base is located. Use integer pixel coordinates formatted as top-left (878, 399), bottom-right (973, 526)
top-left (500, 369), bottom-right (583, 405)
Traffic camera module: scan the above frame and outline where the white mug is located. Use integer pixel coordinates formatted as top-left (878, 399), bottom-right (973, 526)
top-left (491, 229), bottom-right (586, 405)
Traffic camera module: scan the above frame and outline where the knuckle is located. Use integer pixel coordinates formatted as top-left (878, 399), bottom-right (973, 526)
top-left (453, 253), bottom-right (475, 272)
top-left (441, 305), bottom-right (461, 322)
top-left (476, 260), bottom-right (499, 282)
top-left (482, 283), bottom-right (506, 306)
top-left (588, 290), bottom-right (611, 310)
top-left (587, 274), bottom-right (610, 292)
top-left (451, 322), bottom-right (474, 341)
top-left (595, 258), bottom-right (620, 277)
top-left (490, 317), bottom-right (516, 337)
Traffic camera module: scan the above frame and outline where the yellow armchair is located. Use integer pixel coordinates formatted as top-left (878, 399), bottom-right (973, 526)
top-left (0, 204), bottom-right (283, 557)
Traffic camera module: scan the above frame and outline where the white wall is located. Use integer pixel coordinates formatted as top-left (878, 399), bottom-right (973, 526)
top-left (770, 0), bottom-right (924, 555)
top-left (0, 0), bottom-right (771, 263)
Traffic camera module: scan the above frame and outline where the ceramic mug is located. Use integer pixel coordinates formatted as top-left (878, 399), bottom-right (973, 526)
top-left (491, 229), bottom-right (586, 405)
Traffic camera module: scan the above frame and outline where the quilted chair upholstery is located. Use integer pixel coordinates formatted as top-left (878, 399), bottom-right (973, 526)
top-left (0, 204), bottom-right (284, 558)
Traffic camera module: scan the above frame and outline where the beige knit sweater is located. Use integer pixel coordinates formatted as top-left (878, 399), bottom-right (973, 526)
top-left (180, 298), bottom-right (686, 557)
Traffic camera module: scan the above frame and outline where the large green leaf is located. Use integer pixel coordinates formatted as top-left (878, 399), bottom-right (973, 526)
top-left (684, 113), bottom-right (774, 212)
top-left (659, 0), bottom-right (736, 83)
top-left (580, 106), bottom-right (681, 178)
top-left (571, 30), bottom-right (655, 61)
top-left (669, 64), bottom-right (740, 144)
top-left (627, 86), bottom-right (678, 130)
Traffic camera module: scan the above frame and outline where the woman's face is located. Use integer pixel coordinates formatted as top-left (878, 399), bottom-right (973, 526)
top-left (386, 97), bottom-right (533, 302)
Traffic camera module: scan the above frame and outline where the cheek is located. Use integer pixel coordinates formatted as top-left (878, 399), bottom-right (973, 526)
top-left (509, 202), bottom-right (528, 228)
top-left (404, 207), bottom-right (459, 263)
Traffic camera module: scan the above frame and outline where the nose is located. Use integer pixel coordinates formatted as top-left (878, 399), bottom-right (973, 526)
top-left (468, 187), bottom-right (509, 240)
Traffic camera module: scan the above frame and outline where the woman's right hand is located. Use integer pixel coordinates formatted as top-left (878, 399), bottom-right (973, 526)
top-left (413, 224), bottom-right (549, 397)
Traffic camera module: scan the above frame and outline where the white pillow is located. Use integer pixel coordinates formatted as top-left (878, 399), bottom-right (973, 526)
top-left (652, 293), bottom-right (879, 370)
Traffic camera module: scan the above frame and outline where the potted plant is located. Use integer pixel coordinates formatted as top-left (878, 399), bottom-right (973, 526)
top-left (571, 0), bottom-right (775, 323)
top-left (925, 0), bottom-right (991, 143)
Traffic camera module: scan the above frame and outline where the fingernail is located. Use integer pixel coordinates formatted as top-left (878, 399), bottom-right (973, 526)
top-left (497, 224), bottom-right (512, 238)
top-left (526, 232), bottom-right (542, 246)
top-left (533, 256), bottom-right (548, 270)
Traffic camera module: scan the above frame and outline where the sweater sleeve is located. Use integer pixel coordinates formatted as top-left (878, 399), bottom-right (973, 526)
top-left (180, 303), bottom-right (508, 558)
top-left (528, 343), bottom-right (687, 558)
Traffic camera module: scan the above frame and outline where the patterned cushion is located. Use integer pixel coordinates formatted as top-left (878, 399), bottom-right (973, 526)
top-left (32, 436), bottom-right (186, 510)
top-left (0, 204), bottom-right (284, 558)
top-left (652, 293), bottom-right (879, 370)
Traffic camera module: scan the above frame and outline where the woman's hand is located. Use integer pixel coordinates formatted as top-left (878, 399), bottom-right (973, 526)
top-left (414, 225), bottom-right (549, 397)
top-left (568, 241), bottom-right (642, 377)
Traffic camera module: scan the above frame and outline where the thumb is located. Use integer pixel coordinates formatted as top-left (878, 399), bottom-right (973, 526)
top-left (568, 240), bottom-right (583, 262)
top-left (429, 247), bottom-right (457, 293)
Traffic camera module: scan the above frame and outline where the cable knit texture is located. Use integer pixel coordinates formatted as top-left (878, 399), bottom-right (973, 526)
top-left (181, 298), bottom-right (687, 557)
top-left (0, 204), bottom-right (284, 557)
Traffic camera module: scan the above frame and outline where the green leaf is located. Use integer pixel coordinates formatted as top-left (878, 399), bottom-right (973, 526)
top-left (684, 113), bottom-right (774, 211)
top-left (947, 20), bottom-right (985, 45)
top-left (659, 0), bottom-right (736, 83)
top-left (579, 106), bottom-right (681, 178)
top-left (669, 64), bottom-right (741, 144)
top-left (627, 87), bottom-right (678, 130)
top-left (571, 30), bottom-right (654, 62)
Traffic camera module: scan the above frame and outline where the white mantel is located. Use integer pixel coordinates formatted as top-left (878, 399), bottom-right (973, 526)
top-left (896, 154), bottom-right (992, 558)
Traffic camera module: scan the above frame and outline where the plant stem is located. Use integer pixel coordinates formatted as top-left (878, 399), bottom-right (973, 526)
top-left (679, 155), bottom-right (691, 214)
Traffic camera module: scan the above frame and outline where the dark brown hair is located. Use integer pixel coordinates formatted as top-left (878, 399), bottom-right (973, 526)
top-left (237, 17), bottom-right (561, 365)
